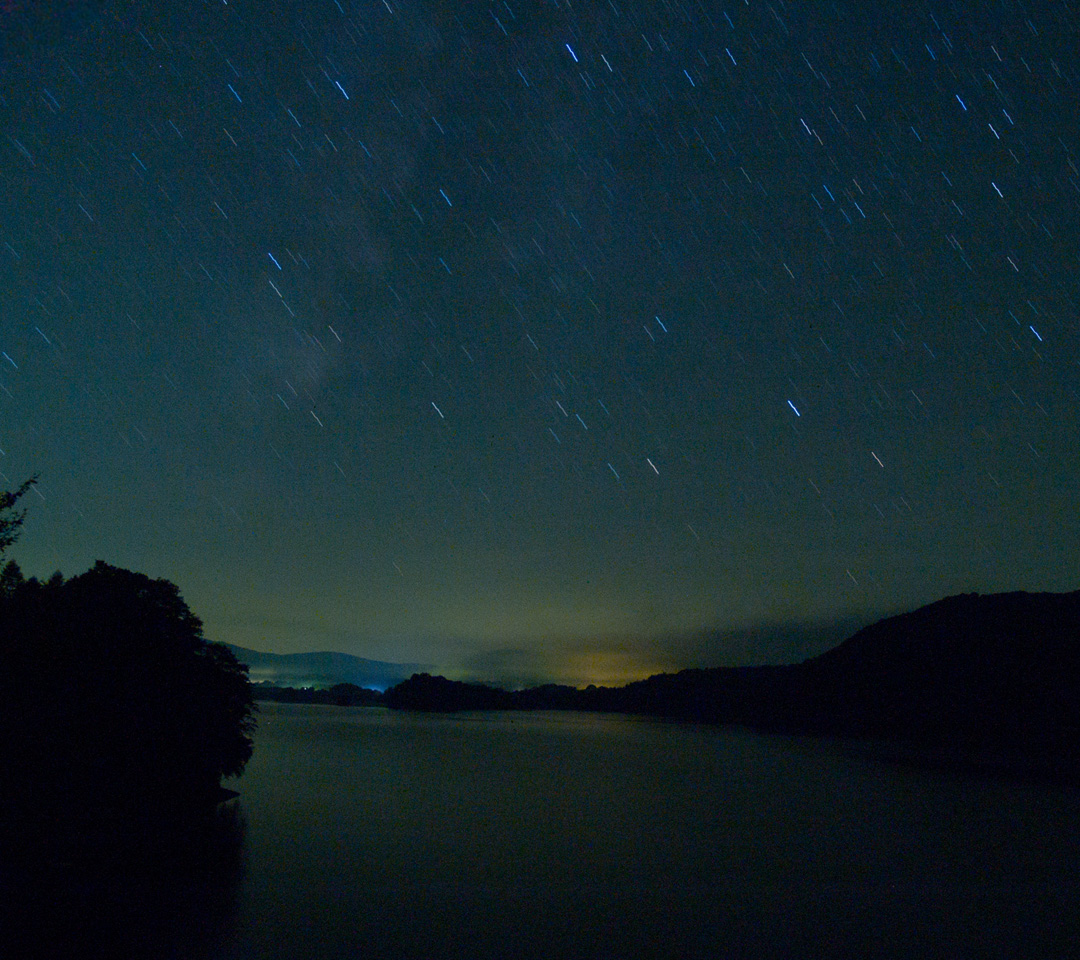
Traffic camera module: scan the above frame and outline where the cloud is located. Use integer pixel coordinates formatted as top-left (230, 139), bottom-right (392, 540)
top-left (652, 615), bottom-right (875, 668)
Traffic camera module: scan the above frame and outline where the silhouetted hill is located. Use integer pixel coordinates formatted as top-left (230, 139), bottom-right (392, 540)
top-left (796, 590), bottom-right (1080, 741)
top-left (384, 590), bottom-right (1080, 781)
top-left (224, 643), bottom-right (424, 691)
top-left (620, 590), bottom-right (1080, 733)
top-left (382, 673), bottom-right (515, 712)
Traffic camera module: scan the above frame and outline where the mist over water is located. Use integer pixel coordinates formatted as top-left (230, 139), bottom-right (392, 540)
top-left (211, 703), bottom-right (1080, 959)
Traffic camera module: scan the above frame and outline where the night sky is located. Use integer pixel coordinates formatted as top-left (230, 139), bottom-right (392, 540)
top-left (1, 1), bottom-right (1078, 687)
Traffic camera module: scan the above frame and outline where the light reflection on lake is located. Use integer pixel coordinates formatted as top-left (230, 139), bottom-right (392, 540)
top-left (209, 702), bottom-right (1080, 959)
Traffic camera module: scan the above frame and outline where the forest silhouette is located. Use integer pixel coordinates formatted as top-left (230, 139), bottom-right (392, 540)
top-left (0, 480), bottom-right (256, 872)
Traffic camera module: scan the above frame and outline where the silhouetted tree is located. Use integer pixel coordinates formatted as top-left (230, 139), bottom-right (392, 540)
top-left (0, 558), bottom-right (25, 597)
top-left (0, 557), bottom-right (257, 866)
top-left (0, 475), bottom-right (35, 557)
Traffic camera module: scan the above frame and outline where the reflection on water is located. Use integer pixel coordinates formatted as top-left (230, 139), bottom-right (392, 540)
top-left (221, 704), bottom-right (1080, 960)
top-left (16, 703), bottom-right (1080, 959)
top-left (2, 800), bottom-right (246, 960)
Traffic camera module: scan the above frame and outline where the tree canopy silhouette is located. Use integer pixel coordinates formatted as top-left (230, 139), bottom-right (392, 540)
top-left (1, 551), bottom-right (256, 866)
top-left (0, 475), bottom-right (35, 557)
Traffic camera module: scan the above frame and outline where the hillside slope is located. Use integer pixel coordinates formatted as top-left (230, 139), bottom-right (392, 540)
top-left (385, 590), bottom-right (1080, 779)
top-left (223, 644), bottom-right (425, 691)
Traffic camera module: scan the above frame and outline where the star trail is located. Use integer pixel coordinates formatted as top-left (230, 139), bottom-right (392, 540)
top-left (1, 0), bottom-right (1077, 686)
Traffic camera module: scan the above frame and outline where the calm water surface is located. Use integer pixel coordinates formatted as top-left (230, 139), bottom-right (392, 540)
top-left (202, 703), bottom-right (1080, 960)
top-left (30, 703), bottom-right (1077, 959)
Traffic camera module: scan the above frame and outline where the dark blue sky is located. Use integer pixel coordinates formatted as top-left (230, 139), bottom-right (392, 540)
top-left (2, 0), bottom-right (1077, 686)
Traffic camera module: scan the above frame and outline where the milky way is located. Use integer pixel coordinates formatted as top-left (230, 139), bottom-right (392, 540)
top-left (1, 1), bottom-right (1077, 685)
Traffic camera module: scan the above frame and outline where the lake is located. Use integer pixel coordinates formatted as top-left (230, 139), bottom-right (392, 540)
top-left (27, 702), bottom-right (1080, 958)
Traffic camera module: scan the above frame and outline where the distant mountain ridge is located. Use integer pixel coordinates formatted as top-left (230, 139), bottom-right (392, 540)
top-left (608, 589), bottom-right (1080, 736)
top-left (223, 644), bottom-right (425, 691)
top-left (382, 590), bottom-right (1080, 782)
